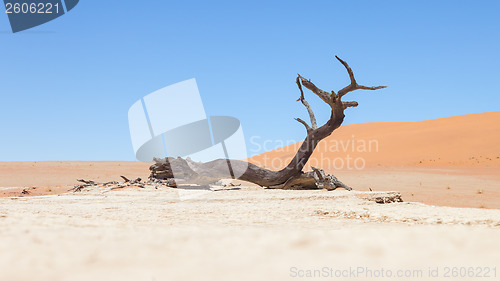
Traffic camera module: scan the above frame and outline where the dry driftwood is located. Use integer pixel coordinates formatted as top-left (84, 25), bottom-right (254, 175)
top-left (357, 191), bottom-right (404, 204)
top-left (69, 177), bottom-right (176, 192)
top-left (150, 56), bottom-right (386, 190)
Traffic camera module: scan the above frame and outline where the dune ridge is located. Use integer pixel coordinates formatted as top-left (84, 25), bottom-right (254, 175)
top-left (248, 111), bottom-right (500, 170)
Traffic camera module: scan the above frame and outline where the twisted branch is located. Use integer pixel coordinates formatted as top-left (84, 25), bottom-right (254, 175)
top-left (297, 74), bottom-right (334, 106)
top-left (335, 56), bottom-right (387, 98)
top-left (294, 118), bottom-right (312, 133)
top-left (295, 76), bottom-right (317, 130)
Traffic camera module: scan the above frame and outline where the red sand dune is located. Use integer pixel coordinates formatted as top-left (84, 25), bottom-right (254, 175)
top-left (248, 111), bottom-right (500, 170)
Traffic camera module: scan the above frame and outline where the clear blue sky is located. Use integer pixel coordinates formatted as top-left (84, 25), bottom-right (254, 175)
top-left (1, 0), bottom-right (499, 161)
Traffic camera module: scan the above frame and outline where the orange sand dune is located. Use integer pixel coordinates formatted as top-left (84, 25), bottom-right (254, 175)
top-left (249, 111), bottom-right (500, 170)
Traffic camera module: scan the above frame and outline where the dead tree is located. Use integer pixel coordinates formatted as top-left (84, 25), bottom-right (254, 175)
top-left (150, 56), bottom-right (386, 190)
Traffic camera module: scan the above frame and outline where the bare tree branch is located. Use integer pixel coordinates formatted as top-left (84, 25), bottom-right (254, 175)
top-left (357, 85), bottom-right (387, 91)
top-left (342, 101), bottom-right (359, 109)
top-left (295, 118), bottom-right (312, 133)
top-left (335, 56), bottom-right (356, 85)
top-left (335, 56), bottom-right (387, 98)
top-left (297, 74), bottom-right (334, 105)
top-left (295, 76), bottom-right (317, 130)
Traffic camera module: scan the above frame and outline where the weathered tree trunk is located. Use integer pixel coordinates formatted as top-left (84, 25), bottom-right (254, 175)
top-left (150, 56), bottom-right (386, 190)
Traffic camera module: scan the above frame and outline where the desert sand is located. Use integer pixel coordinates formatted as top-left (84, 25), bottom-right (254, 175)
top-left (1, 162), bottom-right (499, 209)
top-left (1, 184), bottom-right (500, 281)
top-left (1, 112), bottom-right (499, 280)
top-left (249, 111), bottom-right (500, 168)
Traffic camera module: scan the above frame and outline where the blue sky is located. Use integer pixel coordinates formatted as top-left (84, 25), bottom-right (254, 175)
top-left (1, 0), bottom-right (499, 161)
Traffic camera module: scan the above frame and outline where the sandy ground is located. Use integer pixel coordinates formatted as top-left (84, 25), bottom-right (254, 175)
top-left (1, 185), bottom-right (500, 281)
top-left (334, 166), bottom-right (500, 209)
top-left (0, 163), bottom-right (499, 280)
top-left (1, 162), bottom-right (499, 209)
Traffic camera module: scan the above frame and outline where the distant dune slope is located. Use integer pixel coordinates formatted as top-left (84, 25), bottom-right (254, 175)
top-left (248, 111), bottom-right (500, 170)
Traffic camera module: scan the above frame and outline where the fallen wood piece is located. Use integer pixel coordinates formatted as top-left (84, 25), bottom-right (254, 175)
top-left (77, 179), bottom-right (96, 185)
top-left (120, 176), bottom-right (130, 182)
top-left (357, 192), bottom-right (404, 204)
top-left (70, 176), bottom-right (176, 192)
